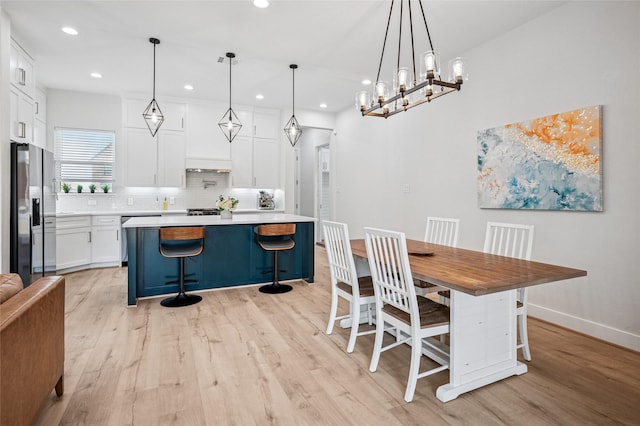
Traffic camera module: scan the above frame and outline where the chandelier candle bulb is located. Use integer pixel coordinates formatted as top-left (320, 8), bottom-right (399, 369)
top-left (397, 67), bottom-right (409, 92)
top-left (356, 91), bottom-right (371, 111)
top-left (375, 81), bottom-right (388, 103)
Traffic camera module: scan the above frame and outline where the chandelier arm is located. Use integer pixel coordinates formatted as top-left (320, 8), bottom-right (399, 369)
top-left (409, 0), bottom-right (417, 85)
top-left (397, 0), bottom-right (403, 74)
top-left (418, 0), bottom-right (435, 52)
top-left (376, 0), bottom-right (396, 85)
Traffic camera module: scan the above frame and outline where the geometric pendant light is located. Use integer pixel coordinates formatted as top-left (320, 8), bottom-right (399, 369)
top-left (142, 37), bottom-right (165, 136)
top-left (283, 64), bottom-right (302, 147)
top-left (218, 52), bottom-right (243, 143)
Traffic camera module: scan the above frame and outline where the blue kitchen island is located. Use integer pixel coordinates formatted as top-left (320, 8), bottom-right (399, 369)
top-left (122, 214), bottom-right (316, 306)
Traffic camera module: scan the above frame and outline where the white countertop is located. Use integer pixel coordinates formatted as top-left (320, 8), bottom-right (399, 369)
top-left (56, 209), bottom-right (283, 218)
top-left (122, 213), bottom-right (316, 228)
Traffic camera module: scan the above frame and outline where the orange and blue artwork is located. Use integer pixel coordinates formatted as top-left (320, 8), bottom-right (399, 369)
top-left (477, 106), bottom-right (602, 211)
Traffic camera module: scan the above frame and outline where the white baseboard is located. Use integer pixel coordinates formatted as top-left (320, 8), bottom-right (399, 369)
top-left (528, 303), bottom-right (640, 352)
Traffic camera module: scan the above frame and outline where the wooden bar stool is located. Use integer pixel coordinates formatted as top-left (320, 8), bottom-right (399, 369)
top-left (255, 223), bottom-right (296, 294)
top-left (159, 227), bottom-right (205, 307)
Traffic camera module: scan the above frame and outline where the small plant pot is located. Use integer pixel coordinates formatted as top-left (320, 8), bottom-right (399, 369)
top-left (220, 210), bottom-right (232, 219)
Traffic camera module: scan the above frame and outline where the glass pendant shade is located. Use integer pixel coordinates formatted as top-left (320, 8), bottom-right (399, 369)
top-left (284, 115), bottom-right (302, 147)
top-left (218, 107), bottom-right (242, 143)
top-left (142, 98), bottom-right (164, 137)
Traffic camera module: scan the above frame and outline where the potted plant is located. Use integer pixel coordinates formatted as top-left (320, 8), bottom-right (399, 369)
top-left (76, 184), bottom-right (83, 193)
top-left (89, 184), bottom-right (97, 193)
top-left (216, 195), bottom-right (239, 219)
top-left (62, 183), bottom-right (71, 193)
top-left (101, 184), bottom-right (110, 193)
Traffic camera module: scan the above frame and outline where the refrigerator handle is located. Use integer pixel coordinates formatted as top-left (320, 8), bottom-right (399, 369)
top-left (32, 198), bottom-right (41, 226)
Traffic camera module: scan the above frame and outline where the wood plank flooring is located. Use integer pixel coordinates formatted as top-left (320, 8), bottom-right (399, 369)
top-left (34, 247), bottom-right (640, 425)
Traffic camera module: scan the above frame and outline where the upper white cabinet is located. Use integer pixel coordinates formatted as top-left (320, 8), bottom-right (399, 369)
top-left (123, 98), bottom-right (186, 187)
top-left (33, 88), bottom-right (47, 149)
top-left (230, 109), bottom-right (280, 189)
top-left (9, 38), bottom-right (36, 99)
top-left (10, 86), bottom-right (34, 144)
top-left (124, 128), bottom-right (185, 187)
top-left (186, 102), bottom-right (231, 160)
top-left (253, 111), bottom-right (279, 139)
top-left (123, 98), bottom-right (185, 131)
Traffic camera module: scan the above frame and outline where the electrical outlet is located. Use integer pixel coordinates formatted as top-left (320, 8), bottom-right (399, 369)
top-left (402, 184), bottom-right (410, 193)
top-left (127, 197), bottom-right (134, 206)
top-left (169, 197), bottom-right (175, 205)
top-left (88, 199), bottom-right (97, 206)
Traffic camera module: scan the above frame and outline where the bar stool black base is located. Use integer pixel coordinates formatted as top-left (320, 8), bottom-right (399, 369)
top-left (259, 283), bottom-right (293, 294)
top-left (160, 293), bottom-right (202, 307)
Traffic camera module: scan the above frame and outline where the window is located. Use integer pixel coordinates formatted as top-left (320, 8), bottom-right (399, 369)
top-left (55, 127), bottom-right (115, 190)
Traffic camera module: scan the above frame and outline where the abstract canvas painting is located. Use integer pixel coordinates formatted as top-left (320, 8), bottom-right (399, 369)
top-left (477, 106), bottom-right (602, 211)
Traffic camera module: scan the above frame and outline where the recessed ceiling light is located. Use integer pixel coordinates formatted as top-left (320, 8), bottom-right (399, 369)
top-left (253, 0), bottom-right (269, 8)
top-left (90, 72), bottom-right (102, 79)
top-left (255, 94), bottom-right (264, 100)
top-left (320, 103), bottom-right (328, 109)
top-left (362, 79), bottom-right (372, 85)
top-left (62, 27), bottom-right (78, 36)
top-left (184, 84), bottom-right (194, 91)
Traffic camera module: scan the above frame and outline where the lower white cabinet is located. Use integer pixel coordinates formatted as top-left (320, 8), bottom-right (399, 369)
top-left (56, 216), bottom-right (91, 271)
top-left (56, 215), bottom-right (121, 271)
top-left (91, 216), bottom-right (121, 265)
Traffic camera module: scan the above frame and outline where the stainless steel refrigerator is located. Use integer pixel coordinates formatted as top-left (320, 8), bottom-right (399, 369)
top-left (10, 142), bottom-right (56, 286)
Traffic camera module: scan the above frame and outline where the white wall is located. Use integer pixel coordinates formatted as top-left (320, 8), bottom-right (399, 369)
top-left (332, 2), bottom-right (640, 350)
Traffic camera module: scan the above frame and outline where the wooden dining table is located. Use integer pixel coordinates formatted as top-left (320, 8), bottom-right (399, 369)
top-left (349, 238), bottom-right (587, 402)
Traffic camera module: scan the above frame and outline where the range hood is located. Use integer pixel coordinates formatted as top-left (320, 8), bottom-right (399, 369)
top-left (185, 157), bottom-right (232, 173)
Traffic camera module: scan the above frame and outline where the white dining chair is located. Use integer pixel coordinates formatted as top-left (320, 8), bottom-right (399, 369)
top-left (484, 221), bottom-right (535, 361)
top-left (323, 221), bottom-right (376, 353)
top-left (364, 227), bottom-right (450, 402)
top-left (415, 217), bottom-right (461, 298)
top-left (424, 217), bottom-right (460, 246)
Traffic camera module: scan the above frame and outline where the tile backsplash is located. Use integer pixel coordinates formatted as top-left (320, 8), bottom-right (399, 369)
top-left (57, 171), bottom-right (283, 213)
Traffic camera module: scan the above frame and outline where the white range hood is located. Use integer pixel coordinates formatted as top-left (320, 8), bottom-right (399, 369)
top-left (185, 157), bottom-right (232, 173)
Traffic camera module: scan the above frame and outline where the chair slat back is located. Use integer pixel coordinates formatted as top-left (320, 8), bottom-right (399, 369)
top-left (424, 217), bottom-right (460, 247)
top-left (484, 222), bottom-right (534, 260)
top-left (322, 221), bottom-right (358, 287)
top-left (364, 227), bottom-right (418, 318)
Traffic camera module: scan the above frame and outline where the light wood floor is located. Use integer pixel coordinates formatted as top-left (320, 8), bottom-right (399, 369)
top-left (35, 246), bottom-right (640, 426)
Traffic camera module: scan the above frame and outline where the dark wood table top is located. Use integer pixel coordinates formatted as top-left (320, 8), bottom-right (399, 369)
top-left (349, 239), bottom-right (587, 296)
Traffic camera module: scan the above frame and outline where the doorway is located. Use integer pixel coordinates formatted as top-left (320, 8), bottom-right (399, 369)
top-left (294, 127), bottom-right (332, 242)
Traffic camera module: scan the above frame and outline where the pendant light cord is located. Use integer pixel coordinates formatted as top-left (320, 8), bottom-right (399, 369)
top-left (229, 55), bottom-right (232, 109)
top-left (292, 67), bottom-right (295, 115)
top-left (375, 0), bottom-right (395, 86)
top-left (152, 41), bottom-right (156, 100)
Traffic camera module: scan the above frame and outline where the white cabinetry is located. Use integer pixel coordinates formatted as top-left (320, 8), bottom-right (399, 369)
top-left (33, 88), bottom-right (47, 149)
top-left (124, 128), bottom-right (185, 187)
top-left (91, 216), bottom-right (121, 265)
top-left (9, 86), bottom-right (34, 144)
top-left (186, 101), bottom-right (231, 160)
top-left (56, 216), bottom-right (92, 271)
top-left (9, 38), bottom-right (35, 99)
top-left (123, 97), bottom-right (186, 187)
top-left (231, 110), bottom-right (280, 189)
top-left (124, 99), bottom-right (185, 131)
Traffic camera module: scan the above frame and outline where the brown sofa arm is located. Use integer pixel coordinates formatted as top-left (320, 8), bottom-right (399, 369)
top-left (1, 275), bottom-right (65, 426)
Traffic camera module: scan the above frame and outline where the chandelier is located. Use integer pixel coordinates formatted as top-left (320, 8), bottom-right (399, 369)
top-left (142, 37), bottom-right (164, 136)
top-left (356, 0), bottom-right (468, 118)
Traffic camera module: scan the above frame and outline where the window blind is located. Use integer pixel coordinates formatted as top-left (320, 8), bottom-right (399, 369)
top-left (55, 128), bottom-right (115, 183)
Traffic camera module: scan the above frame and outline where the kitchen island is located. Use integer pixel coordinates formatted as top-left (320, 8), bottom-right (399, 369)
top-left (122, 214), bottom-right (316, 306)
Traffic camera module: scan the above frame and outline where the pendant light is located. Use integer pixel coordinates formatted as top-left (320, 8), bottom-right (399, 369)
top-left (218, 52), bottom-right (242, 143)
top-left (284, 64), bottom-right (302, 147)
top-left (142, 37), bottom-right (164, 136)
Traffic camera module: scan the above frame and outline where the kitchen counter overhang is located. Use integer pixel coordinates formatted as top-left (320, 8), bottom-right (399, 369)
top-left (123, 214), bottom-right (316, 305)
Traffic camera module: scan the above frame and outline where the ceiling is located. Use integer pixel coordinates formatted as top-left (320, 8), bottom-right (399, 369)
top-left (3, 1), bottom-right (564, 114)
